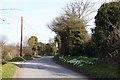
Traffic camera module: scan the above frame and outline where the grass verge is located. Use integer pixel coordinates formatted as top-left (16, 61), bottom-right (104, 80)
top-left (2, 63), bottom-right (18, 79)
top-left (0, 66), bottom-right (2, 79)
top-left (53, 55), bottom-right (119, 79)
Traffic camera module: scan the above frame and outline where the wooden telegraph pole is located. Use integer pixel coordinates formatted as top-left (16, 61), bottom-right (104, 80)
top-left (20, 17), bottom-right (23, 56)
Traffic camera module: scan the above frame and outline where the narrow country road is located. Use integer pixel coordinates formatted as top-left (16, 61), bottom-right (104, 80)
top-left (13, 56), bottom-right (88, 79)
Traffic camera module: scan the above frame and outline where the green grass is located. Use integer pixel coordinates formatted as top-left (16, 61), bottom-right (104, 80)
top-left (53, 55), bottom-right (119, 79)
top-left (2, 63), bottom-right (18, 78)
top-left (80, 63), bottom-right (118, 78)
top-left (0, 66), bottom-right (2, 78)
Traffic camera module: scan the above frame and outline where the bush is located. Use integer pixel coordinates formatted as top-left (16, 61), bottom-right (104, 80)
top-left (2, 49), bottom-right (11, 62)
top-left (23, 47), bottom-right (33, 57)
top-left (10, 56), bottom-right (26, 62)
top-left (23, 55), bottom-right (34, 60)
top-left (93, 2), bottom-right (120, 64)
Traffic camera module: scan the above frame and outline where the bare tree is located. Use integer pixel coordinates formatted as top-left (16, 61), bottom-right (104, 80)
top-left (62, 0), bottom-right (95, 25)
top-left (0, 35), bottom-right (8, 62)
top-left (49, 0), bottom-right (96, 32)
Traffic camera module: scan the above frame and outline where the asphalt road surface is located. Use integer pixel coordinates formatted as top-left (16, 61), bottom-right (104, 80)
top-left (13, 56), bottom-right (89, 79)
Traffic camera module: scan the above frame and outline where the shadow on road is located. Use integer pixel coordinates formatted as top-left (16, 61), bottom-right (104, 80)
top-left (13, 56), bottom-right (89, 79)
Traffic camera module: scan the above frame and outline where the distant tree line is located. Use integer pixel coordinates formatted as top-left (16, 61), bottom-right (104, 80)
top-left (25, 36), bottom-right (57, 57)
top-left (1, 35), bottom-right (57, 63)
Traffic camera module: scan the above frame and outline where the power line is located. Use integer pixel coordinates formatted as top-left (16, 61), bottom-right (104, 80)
top-left (0, 8), bottom-right (24, 56)
top-left (24, 20), bottom-right (41, 36)
top-left (0, 8), bottom-right (22, 11)
top-left (0, 22), bottom-right (10, 24)
top-left (0, 8), bottom-right (23, 25)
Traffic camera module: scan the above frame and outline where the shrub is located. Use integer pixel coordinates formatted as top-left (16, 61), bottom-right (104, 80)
top-left (23, 55), bottom-right (34, 60)
top-left (2, 49), bottom-right (11, 62)
top-left (92, 2), bottom-right (120, 64)
top-left (10, 56), bottom-right (26, 62)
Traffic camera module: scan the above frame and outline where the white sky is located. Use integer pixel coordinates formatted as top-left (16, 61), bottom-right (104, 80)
top-left (0, 0), bottom-right (103, 44)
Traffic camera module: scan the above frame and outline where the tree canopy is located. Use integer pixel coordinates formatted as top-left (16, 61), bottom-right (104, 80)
top-left (49, 0), bottom-right (94, 56)
top-left (92, 2), bottom-right (120, 64)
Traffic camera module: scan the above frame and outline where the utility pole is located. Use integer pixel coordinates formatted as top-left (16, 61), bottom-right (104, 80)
top-left (20, 17), bottom-right (23, 56)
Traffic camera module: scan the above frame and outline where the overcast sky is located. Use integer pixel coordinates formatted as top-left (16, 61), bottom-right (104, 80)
top-left (0, 0), bottom-right (104, 44)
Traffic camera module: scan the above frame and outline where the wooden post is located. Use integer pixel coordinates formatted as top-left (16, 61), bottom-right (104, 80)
top-left (20, 17), bottom-right (23, 56)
